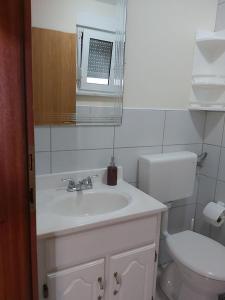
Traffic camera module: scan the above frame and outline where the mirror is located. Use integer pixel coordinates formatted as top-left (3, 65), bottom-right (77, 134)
top-left (31, 0), bottom-right (126, 125)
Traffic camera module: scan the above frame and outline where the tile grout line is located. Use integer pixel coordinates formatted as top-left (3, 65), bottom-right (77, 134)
top-left (162, 110), bottom-right (167, 153)
top-left (35, 142), bottom-right (202, 153)
top-left (53, 143), bottom-right (202, 151)
top-left (193, 111), bottom-right (207, 231)
top-left (112, 126), bottom-right (116, 159)
top-left (212, 114), bottom-right (225, 203)
top-left (50, 126), bottom-right (53, 173)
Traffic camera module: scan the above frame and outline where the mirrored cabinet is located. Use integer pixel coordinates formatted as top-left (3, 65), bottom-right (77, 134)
top-left (31, 0), bottom-right (126, 125)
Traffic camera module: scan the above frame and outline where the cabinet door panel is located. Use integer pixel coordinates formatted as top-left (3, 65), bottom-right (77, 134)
top-left (47, 259), bottom-right (104, 300)
top-left (32, 28), bottom-right (76, 125)
top-left (109, 244), bottom-right (156, 300)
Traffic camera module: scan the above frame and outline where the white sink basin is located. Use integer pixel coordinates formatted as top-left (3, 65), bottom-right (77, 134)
top-left (48, 191), bottom-right (131, 217)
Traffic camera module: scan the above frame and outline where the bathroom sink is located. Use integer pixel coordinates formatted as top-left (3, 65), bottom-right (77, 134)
top-left (48, 191), bottom-right (130, 217)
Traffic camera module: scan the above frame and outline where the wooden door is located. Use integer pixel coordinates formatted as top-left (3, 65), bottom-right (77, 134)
top-left (0, 0), bottom-right (38, 299)
top-left (47, 259), bottom-right (105, 300)
top-left (108, 245), bottom-right (156, 300)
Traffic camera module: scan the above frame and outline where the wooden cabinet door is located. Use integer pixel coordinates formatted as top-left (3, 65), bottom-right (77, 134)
top-left (47, 259), bottom-right (105, 300)
top-left (32, 28), bottom-right (76, 125)
top-left (108, 245), bottom-right (156, 300)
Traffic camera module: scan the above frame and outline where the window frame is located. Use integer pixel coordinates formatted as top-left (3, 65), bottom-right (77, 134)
top-left (77, 26), bottom-right (117, 96)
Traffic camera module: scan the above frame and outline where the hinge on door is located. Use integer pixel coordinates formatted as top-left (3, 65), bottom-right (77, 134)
top-left (154, 251), bottom-right (158, 262)
top-left (28, 153), bottom-right (33, 171)
top-left (29, 187), bottom-right (35, 208)
top-left (28, 145), bottom-right (36, 210)
top-left (43, 284), bottom-right (49, 298)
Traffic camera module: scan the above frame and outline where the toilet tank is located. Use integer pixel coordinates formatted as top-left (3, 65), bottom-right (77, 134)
top-left (138, 151), bottom-right (197, 203)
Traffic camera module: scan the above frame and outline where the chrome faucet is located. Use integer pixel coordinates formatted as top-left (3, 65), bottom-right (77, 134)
top-left (62, 175), bottom-right (98, 192)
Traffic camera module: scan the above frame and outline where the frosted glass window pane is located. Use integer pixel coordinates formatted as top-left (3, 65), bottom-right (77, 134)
top-left (87, 38), bottom-right (113, 85)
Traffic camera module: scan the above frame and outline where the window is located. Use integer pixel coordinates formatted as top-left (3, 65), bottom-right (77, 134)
top-left (77, 26), bottom-right (117, 95)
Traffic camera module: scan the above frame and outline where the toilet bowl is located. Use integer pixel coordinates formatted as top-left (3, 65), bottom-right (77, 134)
top-left (138, 152), bottom-right (225, 300)
top-left (160, 230), bottom-right (225, 300)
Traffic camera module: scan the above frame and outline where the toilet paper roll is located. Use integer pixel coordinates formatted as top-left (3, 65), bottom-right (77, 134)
top-left (203, 202), bottom-right (225, 227)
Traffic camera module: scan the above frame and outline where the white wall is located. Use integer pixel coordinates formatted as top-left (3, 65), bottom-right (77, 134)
top-left (124, 0), bottom-right (217, 108)
top-left (215, 0), bottom-right (225, 31)
top-left (32, 0), bottom-right (218, 109)
top-left (31, 0), bottom-right (116, 32)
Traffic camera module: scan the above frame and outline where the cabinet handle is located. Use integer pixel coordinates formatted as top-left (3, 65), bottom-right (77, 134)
top-left (97, 277), bottom-right (105, 300)
top-left (113, 272), bottom-right (121, 295)
top-left (98, 277), bottom-right (104, 290)
top-left (114, 272), bottom-right (121, 285)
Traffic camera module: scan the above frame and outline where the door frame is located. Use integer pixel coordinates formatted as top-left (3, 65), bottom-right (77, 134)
top-left (0, 0), bottom-right (38, 299)
top-left (24, 0), bottom-right (39, 298)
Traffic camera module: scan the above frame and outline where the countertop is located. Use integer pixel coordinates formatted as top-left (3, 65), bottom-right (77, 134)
top-left (36, 169), bottom-right (167, 239)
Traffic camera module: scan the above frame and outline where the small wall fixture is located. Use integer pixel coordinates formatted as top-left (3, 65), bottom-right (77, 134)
top-left (197, 152), bottom-right (208, 167)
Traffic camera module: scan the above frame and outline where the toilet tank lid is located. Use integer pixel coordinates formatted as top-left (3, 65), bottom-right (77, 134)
top-left (139, 151), bottom-right (197, 162)
top-left (167, 230), bottom-right (225, 281)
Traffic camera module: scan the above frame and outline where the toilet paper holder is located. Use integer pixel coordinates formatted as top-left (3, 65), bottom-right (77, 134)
top-left (216, 202), bottom-right (225, 223)
top-left (203, 201), bottom-right (225, 227)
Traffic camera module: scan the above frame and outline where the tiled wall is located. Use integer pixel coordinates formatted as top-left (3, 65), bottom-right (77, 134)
top-left (195, 111), bottom-right (225, 246)
top-left (35, 108), bottom-right (205, 184)
top-left (35, 108), bottom-right (205, 265)
top-left (191, 2), bottom-right (225, 247)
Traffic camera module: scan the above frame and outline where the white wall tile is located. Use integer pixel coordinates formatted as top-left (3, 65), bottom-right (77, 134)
top-left (35, 152), bottom-right (51, 175)
top-left (215, 2), bottom-right (225, 31)
top-left (51, 126), bottom-right (114, 151)
top-left (222, 123), bottom-right (225, 148)
top-left (200, 144), bottom-right (221, 178)
top-left (52, 149), bottom-right (113, 173)
top-left (34, 127), bottom-right (51, 152)
top-left (115, 109), bottom-right (165, 147)
top-left (163, 110), bottom-right (205, 145)
top-left (168, 204), bottom-right (195, 234)
top-left (115, 146), bottom-right (162, 183)
top-left (197, 175), bottom-right (216, 206)
top-left (218, 148), bottom-right (225, 182)
top-left (215, 180), bottom-right (225, 204)
top-left (204, 112), bottom-right (225, 146)
top-left (194, 204), bottom-right (211, 237)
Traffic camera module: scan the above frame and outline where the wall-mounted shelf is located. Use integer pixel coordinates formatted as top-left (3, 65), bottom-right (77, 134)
top-left (189, 30), bottom-right (225, 111)
top-left (192, 75), bottom-right (225, 88)
top-left (196, 31), bottom-right (225, 52)
top-left (189, 104), bottom-right (225, 111)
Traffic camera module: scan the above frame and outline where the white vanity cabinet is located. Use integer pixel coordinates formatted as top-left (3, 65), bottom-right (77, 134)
top-left (38, 215), bottom-right (161, 300)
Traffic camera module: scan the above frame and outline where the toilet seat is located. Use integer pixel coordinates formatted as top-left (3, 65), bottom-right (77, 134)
top-left (166, 230), bottom-right (225, 281)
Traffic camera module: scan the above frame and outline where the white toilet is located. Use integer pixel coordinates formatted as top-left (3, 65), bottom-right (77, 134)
top-left (138, 152), bottom-right (225, 300)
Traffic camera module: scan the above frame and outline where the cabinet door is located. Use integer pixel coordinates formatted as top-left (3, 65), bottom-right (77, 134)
top-left (109, 244), bottom-right (156, 300)
top-left (32, 28), bottom-right (76, 125)
top-left (47, 259), bottom-right (105, 300)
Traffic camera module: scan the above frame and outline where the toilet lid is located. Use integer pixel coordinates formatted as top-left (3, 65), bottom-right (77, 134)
top-left (167, 230), bottom-right (225, 281)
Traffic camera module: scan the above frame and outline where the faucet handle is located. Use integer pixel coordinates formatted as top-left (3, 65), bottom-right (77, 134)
top-left (79, 174), bottom-right (99, 188)
top-left (90, 174), bottom-right (99, 179)
top-left (61, 177), bottom-right (74, 183)
top-left (61, 178), bottom-right (76, 187)
top-left (87, 174), bottom-right (99, 184)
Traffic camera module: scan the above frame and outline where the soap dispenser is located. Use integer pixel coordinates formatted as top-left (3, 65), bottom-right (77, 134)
top-left (107, 156), bottom-right (117, 186)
